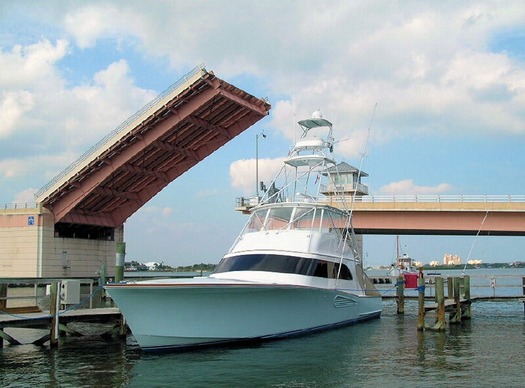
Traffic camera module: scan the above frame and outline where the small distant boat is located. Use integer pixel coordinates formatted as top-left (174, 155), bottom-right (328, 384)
top-left (388, 236), bottom-right (418, 277)
top-left (106, 111), bottom-right (382, 351)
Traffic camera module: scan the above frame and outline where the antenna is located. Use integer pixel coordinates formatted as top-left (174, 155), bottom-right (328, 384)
top-left (462, 210), bottom-right (490, 275)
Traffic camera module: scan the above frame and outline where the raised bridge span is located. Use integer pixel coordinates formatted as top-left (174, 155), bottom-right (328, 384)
top-left (36, 65), bottom-right (271, 230)
top-left (345, 195), bottom-right (525, 236)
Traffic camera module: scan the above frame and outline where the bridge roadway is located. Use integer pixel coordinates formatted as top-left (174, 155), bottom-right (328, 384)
top-left (339, 195), bottom-right (525, 236)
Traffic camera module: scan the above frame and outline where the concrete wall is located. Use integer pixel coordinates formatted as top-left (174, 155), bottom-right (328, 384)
top-left (0, 206), bottom-right (44, 277)
top-left (0, 205), bottom-right (121, 278)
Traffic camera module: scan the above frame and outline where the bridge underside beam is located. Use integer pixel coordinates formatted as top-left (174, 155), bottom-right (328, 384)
top-left (352, 210), bottom-right (525, 236)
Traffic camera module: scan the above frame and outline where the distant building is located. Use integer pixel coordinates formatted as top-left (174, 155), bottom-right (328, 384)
top-left (444, 254), bottom-right (461, 265)
top-left (429, 260), bottom-right (440, 267)
top-left (144, 262), bottom-right (160, 270)
top-left (467, 259), bottom-right (483, 265)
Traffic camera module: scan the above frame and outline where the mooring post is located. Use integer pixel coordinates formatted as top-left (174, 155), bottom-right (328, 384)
top-left (433, 277), bottom-right (446, 330)
top-left (0, 283), bottom-right (7, 310)
top-left (522, 277), bottom-right (525, 316)
top-left (49, 282), bottom-right (60, 347)
top-left (450, 277), bottom-right (462, 324)
top-left (447, 276), bottom-right (454, 299)
top-left (396, 274), bottom-right (405, 314)
top-left (417, 268), bottom-right (425, 331)
top-left (115, 242), bottom-right (126, 283)
top-left (462, 275), bottom-right (471, 319)
top-left (119, 315), bottom-right (127, 337)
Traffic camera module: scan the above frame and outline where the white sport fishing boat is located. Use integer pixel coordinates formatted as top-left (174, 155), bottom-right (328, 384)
top-left (106, 111), bottom-right (382, 351)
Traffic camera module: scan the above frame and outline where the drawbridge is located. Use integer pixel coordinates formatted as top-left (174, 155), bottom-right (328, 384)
top-left (36, 65), bottom-right (271, 235)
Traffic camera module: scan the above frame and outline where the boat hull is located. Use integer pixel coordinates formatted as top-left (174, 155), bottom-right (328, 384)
top-left (106, 282), bottom-right (381, 351)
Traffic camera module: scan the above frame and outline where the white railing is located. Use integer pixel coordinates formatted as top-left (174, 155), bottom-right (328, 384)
top-left (355, 195), bottom-right (525, 203)
top-left (234, 194), bottom-right (525, 210)
top-left (1, 202), bottom-right (39, 210)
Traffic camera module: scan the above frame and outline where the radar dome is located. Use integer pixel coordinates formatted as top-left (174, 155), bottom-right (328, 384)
top-left (311, 110), bottom-right (322, 119)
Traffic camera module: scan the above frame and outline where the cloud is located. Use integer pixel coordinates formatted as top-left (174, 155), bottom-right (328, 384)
top-left (378, 179), bottom-right (452, 195)
top-left (0, 39), bottom-right (68, 88)
top-left (63, 4), bottom-right (141, 49)
top-left (196, 188), bottom-right (220, 198)
top-left (0, 91), bottom-right (34, 138)
top-left (230, 158), bottom-right (284, 195)
top-left (13, 188), bottom-right (38, 204)
top-left (0, 158), bottom-right (26, 179)
top-left (52, 2), bottom-right (525, 142)
top-left (0, 39), bottom-right (156, 188)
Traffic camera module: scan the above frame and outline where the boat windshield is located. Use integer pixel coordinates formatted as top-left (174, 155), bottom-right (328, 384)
top-left (213, 253), bottom-right (353, 280)
top-left (243, 205), bottom-right (347, 233)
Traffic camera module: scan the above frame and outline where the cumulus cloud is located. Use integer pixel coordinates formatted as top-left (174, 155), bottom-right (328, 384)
top-left (378, 179), bottom-right (452, 195)
top-left (2, 1), bottom-right (525, 203)
top-left (0, 91), bottom-right (34, 138)
top-left (0, 39), bottom-right (156, 181)
top-left (0, 39), bottom-right (68, 88)
top-left (13, 188), bottom-right (38, 204)
top-left (230, 158), bottom-right (284, 195)
top-left (63, 4), bottom-right (141, 49)
top-left (52, 2), bottom-right (525, 142)
top-left (0, 159), bottom-right (25, 179)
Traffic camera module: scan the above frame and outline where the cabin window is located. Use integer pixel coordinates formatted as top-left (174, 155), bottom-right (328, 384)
top-left (213, 254), bottom-right (353, 280)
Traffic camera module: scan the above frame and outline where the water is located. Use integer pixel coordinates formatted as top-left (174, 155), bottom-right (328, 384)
top-left (1, 271), bottom-right (525, 387)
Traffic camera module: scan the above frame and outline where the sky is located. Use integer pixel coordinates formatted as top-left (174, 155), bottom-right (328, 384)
top-left (1, 1), bottom-right (525, 267)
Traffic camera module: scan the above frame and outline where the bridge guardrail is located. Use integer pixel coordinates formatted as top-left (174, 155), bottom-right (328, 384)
top-left (235, 194), bottom-right (525, 211)
top-left (1, 203), bottom-right (39, 210)
top-left (355, 195), bottom-right (525, 203)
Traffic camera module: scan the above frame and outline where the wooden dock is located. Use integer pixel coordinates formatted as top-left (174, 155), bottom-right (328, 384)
top-left (1, 278), bottom-right (126, 348)
top-left (393, 270), bottom-right (474, 331)
top-left (0, 307), bottom-right (125, 347)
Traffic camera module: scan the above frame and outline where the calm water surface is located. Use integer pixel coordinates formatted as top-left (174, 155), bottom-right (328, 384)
top-left (1, 270), bottom-right (524, 387)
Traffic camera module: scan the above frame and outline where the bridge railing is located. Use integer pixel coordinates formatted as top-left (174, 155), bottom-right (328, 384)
top-left (1, 202), bottom-right (39, 210)
top-left (235, 194), bottom-right (525, 212)
top-left (355, 194), bottom-right (525, 203)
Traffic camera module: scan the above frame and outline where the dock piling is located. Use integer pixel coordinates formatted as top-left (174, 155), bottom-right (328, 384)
top-left (522, 277), bottom-right (525, 316)
top-left (449, 277), bottom-right (462, 324)
top-left (396, 274), bottom-right (405, 314)
top-left (432, 277), bottom-right (446, 331)
top-left (447, 276), bottom-right (453, 299)
top-left (462, 276), bottom-right (471, 319)
top-left (417, 268), bottom-right (425, 331)
top-left (49, 281), bottom-right (60, 347)
top-left (0, 283), bottom-right (6, 310)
